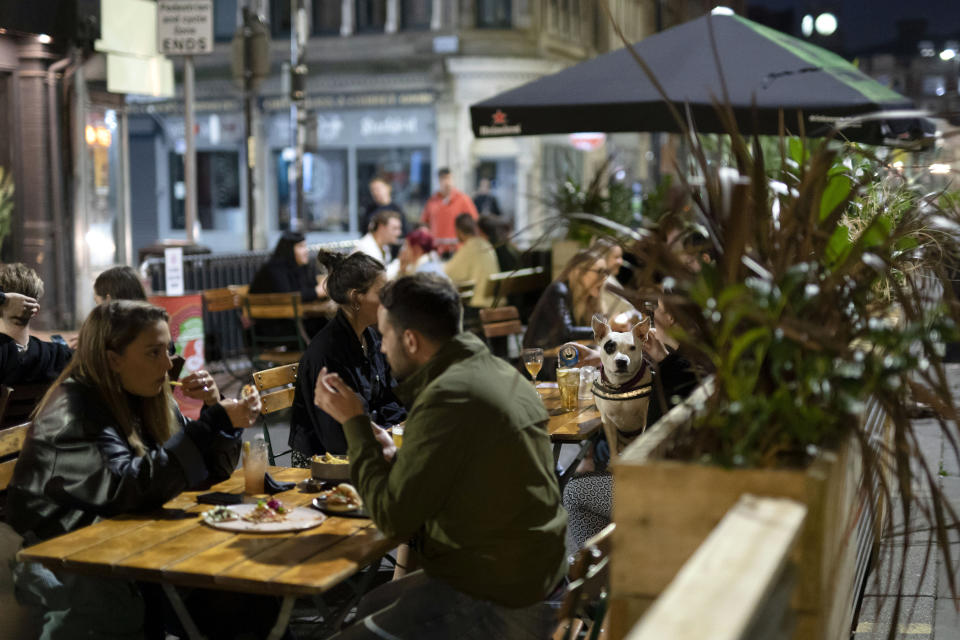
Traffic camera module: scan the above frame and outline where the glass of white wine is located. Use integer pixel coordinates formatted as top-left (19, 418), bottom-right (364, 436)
top-left (522, 348), bottom-right (544, 385)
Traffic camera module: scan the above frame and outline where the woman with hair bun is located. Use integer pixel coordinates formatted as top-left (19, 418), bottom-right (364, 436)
top-left (289, 250), bottom-right (405, 466)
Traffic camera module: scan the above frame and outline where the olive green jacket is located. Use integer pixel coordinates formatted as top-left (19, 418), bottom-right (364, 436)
top-left (343, 333), bottom-right (567, 607)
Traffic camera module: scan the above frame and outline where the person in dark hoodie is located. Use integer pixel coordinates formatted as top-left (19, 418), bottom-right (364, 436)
top-left (248, 231), bottom-right (326, 342)
top-left (0, 263), bottom-right (71, 385)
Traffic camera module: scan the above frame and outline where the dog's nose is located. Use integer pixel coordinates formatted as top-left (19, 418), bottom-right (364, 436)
top-left (615, 358), bottom-right (630, 370)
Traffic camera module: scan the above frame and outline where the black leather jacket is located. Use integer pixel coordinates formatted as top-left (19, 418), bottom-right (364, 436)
top-left (8, 378), bottom-right (242, 544)
top-left (523, 281), bottom-right (594, 351)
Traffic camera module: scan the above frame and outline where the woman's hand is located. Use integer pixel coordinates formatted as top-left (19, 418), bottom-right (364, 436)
top-left (220, 391), bottom-right (262, 428)
top-left (313, 367), bottom-right (365, 424)
top-left (371, 423), bottom-right (397, 463)
top-left (180, 370), bottom-right (220, 406)
top-left (642, 328), bottom-right (670, 364)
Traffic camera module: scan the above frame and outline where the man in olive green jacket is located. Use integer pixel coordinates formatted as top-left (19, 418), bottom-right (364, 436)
top-left (315, 273), bottom-right (567, 639)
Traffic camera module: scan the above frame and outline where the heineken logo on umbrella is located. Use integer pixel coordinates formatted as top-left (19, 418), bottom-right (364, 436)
top-left (479, 109), bottom-right (522, 136)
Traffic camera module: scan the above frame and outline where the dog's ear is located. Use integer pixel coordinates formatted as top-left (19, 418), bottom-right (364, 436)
top-left (632, 315), bottom-right (652, 341)
top-left (592, 313), bottom-right (610, 342)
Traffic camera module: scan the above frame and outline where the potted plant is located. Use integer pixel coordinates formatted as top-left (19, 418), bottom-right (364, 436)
top-left (556, 124), bottom-right (960, 638)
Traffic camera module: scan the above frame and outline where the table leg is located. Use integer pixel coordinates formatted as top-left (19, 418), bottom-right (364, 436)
top-left (161, 583), bottom-right (207, 640)
top-left (267, 596), bottom-right (296, 640)
top-left (553, 442), bottom-right (562, 468)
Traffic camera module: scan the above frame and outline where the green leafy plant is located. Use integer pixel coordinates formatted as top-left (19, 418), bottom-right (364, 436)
top-left (543, 155), bottom-right (634, 244)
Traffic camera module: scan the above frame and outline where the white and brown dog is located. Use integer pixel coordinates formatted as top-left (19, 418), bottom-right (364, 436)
top-left (591, 314), bottom-right (654, 458)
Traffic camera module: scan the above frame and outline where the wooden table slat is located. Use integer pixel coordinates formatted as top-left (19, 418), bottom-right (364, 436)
top-left (265, 526), bottom-right (395, 594)
top-left (64, 509), bottom-right (209, 566)
top-left (121, 526), bottom-right (236, 571)
top-left (213, 519), bottom-right (372, 587)
top-left (542, 386), bottom-right (603, 442)
top-left (163, 517), bottom-right (365, 589)
top-left (18, 516), bottom-right (157, 566)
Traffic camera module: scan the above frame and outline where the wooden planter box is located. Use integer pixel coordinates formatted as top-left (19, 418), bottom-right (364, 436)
top-left (610, 382), bottom-right (889, 639)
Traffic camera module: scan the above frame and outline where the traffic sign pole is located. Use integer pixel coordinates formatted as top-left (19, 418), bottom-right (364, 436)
top-left (184, 55), bottom-right (197, 244)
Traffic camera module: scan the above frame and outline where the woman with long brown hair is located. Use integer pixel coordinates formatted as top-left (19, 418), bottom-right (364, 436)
top-left (8, 300), bottom-right (262, 639)
top-left (523, 248), bottom-right (608, 377)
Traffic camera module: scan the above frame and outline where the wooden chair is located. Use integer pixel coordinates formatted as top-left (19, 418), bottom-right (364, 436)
top-left (483, 266), bottom-right (550, 309)
top-left (243, 293), bottom-right (307, 370)
top-left (0, 383), bottom-right (51, 429)
top-left (202, 286), bottom-right (249, 379)
top-left (479, 306), bottom-right (524, 359)
top-left (251, 363), bottom-right (298, 465)
top-left (553, 523), bottom-right (615, 640)
top-left (0, 422), bottom-right (29, 520)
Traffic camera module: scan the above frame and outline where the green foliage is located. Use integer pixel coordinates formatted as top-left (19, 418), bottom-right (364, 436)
top-left (545, 156), bottom-right (635, 244)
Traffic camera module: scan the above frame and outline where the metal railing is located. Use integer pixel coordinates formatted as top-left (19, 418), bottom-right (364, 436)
top-left (143, 240), bottom-right (358, 361)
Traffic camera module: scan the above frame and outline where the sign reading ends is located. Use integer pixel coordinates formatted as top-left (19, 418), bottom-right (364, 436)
top-left (158, 0), bottom-right (214, 56)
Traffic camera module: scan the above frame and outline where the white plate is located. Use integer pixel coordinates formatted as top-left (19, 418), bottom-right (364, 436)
top-left (201, 504), bottom-right (326, 533)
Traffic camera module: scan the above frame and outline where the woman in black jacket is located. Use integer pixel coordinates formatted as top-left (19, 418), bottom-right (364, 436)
top-left (523, 248), bottom-right (608, 379)
top-left (9, 300), bottom-right (264, 639)
top-left (249, 231), bottom-right (326, 341)
top-left (289, 251), bottom-right (405, 466)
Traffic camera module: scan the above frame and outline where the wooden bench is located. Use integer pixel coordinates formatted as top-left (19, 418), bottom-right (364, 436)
top-left (482, 266), bottom-right (550, 307)
top-left (554, 523), bottom-right (615, 640)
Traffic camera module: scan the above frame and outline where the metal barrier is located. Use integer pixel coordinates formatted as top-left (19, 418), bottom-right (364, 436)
top-left (143, 240), bottom-right (358, 362)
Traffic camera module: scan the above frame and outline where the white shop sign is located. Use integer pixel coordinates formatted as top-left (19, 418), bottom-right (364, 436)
top-left (157, 0), bottom-right (214, 56)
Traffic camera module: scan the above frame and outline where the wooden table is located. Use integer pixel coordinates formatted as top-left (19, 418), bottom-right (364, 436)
top-left (17, 467), bottom-right (395, 640)
top-left (540, 383), bottom-right (603, 488)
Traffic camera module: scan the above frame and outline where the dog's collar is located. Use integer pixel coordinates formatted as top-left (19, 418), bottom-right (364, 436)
top-left (593, 362), bottom-right (652, 401)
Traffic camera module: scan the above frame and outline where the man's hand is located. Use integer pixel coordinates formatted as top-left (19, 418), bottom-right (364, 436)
top-left (3, 293), bottom-right (39, 320)
top-left (313, 367), bottom-right (365, 424)
top-left (220, 392), bottom-right (262, 429)
top-left (372, 424), bottom-right (397, 463)
top-left (180, 370), bottom-right (220, 406)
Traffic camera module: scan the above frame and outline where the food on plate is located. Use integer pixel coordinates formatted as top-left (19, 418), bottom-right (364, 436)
top-left (318, 483), bottom-right (362, 511)
top-left (204, 506), bottom-right (238, 522)
top-left (312, 452), bottom-right (349, 465)
top-left (242, 498), bottom-right (288, 523)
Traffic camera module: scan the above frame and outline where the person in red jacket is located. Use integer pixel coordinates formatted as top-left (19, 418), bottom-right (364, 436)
top-left (420, 168), bottom-right (478, 256)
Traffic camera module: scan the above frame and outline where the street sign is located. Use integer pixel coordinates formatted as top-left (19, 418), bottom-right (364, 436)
top-left (157, 0), bottom-right (213, 56)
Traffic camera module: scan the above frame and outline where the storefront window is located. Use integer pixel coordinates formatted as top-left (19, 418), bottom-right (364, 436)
top-left (314, 1), bottom-right (342, 35)
top-left (356, 147), bottom-right (431, 228)
top-left (477, 0), bottom-right (511, 28)
top-left (168, 151), bottom-right (242, 231)
top-left (83, 108), bottom-right (122, 268)
top-left (214, 0), bottom-right (238, 41)
top-left (275, 149), bottom-right (350, 232)
top-left (356, 0), bottom-right (387, 32)
top-left (401, 0), bottom-right (432, 30)
top-left (270, 0), bottom-right (292, 38)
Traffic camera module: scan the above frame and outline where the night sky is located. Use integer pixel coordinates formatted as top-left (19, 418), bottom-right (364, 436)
top-left (747, 0), bottom-right (960, 53)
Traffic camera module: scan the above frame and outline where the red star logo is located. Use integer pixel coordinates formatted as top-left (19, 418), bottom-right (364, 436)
top-left (491, 110), bottom-right (508, 125)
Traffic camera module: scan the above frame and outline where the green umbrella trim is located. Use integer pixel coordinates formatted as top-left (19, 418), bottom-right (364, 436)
top-left (732, 14), bottom-right (906, 106)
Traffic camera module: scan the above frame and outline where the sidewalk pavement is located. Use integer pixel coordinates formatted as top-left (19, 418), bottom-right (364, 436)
top-left (854, 364), bottom-right (960, 639)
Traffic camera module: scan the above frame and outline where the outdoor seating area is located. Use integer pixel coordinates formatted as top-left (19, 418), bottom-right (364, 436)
top-left (3, 2), bottom-right (960, 639)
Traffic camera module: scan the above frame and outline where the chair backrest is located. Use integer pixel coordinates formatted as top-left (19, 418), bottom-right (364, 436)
top-left (252, 363), bottom-right (298, 415)
top-left (202, 286), bottom-right (243, 313)
top-left (245, 292), bottom-right (303, 320)
top-left (0, 383), bottom-right (51, 429)
top-left (556, 523), bottom-right (615, 640)
top-left (0, 423), bottom-right (29, 493)
top-left (483, 266), bottom-right (549, 302)
top-left (479, 306), bottom-right (523, 340)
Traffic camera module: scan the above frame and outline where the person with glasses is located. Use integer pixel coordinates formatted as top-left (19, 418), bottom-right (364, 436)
top-left (522, 248), bottom-right (608, 380)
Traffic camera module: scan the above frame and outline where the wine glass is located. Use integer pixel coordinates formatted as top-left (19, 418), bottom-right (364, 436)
top-left (522, 348), bottom-right (544, 385)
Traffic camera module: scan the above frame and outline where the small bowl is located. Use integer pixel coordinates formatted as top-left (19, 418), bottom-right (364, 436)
top-left (311, 456), bottom-right (351, 481)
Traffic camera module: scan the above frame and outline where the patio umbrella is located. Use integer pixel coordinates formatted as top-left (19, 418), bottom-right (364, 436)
top-left (470, 12), bottom-right (933, 146)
